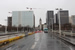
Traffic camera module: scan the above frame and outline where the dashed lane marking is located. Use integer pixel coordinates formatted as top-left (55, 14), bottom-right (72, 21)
top-left (31, 42), bottom-right (37, 49)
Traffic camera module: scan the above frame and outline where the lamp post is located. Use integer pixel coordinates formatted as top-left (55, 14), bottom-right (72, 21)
top-left (56, 8), bottom-right (62, 36)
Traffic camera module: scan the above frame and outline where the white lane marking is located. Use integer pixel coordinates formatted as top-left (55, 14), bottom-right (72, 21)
top-left (31, 42), bottom-right (37, 49)
top-left (36, 38), bottom-right (39, 41)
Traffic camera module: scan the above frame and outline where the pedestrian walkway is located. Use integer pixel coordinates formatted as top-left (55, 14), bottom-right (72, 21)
top-left (53, 31), bottom-right (75, 45)
top-left (61, 36), bottom-right (75, 45)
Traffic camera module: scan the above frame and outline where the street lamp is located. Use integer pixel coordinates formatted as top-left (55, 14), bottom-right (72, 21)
top-left (56, 8), bottom-right (62, 36)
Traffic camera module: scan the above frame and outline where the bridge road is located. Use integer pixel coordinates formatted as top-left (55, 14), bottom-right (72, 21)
top-left (1, 32), bottom-right (74, 50)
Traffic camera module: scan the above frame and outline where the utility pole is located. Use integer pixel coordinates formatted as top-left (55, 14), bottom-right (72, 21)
top-left (56, 8), bottom-right (62, 36)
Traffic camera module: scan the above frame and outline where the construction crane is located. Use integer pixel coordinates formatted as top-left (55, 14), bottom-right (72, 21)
top-left (26, 7), bottom-right (44, 10)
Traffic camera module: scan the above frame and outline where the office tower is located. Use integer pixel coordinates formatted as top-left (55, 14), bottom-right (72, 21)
top-left (8, 17), bottom-right (12, 27)
top-left (55, 14), bottom-right (59, 24)
top-left (57, 10), bottom-right (69, 25)
top-left (46, 11), bottom-right (54, 29)
top-left (71, 15), bottom-right (75, 25)
top-left (12, 11), bottom-right (35, 28)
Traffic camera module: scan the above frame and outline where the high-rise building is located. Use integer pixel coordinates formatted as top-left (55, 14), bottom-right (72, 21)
top-left (57, 10), bottom-right (69, 25)
top-left (46, 11), bottom-right (54, 29)
top-left (71, 15), bottom-right (75, 25)
top-left (12, 11), bottom-right (35, 28)
top-left (8, 17), bottom-right (12, 27)
top-left (69, 17), bottom-right (72, 24)
top-left (55, 14), bottom-right (59, 24)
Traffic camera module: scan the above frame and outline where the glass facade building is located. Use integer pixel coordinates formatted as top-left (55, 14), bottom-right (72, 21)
top-left (71, 15), bottom-right (75, 25)
top-left (12, 11), bottom-right (35, 28)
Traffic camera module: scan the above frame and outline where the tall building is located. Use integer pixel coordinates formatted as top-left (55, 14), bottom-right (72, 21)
top-left (39, 18), bottom-right (42, 30)
top-left (8, 17), bottom-right (12, 27)
top-left (69, 17), bottom-right (72, 24)
top-left (46, 11), bottom-right (54, 29)
top-left (57, 10), bottom-right (69, 25)
top-left (71, 15), bottom-right (75, 25)
top-left (12, 11), bottom-right (35, 28)
top-left (55, 14), bottom-right (59, 24)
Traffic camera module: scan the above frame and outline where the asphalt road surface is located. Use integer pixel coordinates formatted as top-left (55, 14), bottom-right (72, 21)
top-left (1, 32), bottom-right (75, 50)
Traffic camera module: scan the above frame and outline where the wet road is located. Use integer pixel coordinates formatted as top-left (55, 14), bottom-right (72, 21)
top-left (1, 32), bottom-right (75, 50)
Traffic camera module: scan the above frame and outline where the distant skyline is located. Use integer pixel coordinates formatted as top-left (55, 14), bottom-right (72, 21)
top-left (0, 0), bottom-right (75, 27)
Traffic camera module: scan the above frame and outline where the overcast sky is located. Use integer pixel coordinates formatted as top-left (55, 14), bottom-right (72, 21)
top-left (0, 0), bottom-right (75, 27)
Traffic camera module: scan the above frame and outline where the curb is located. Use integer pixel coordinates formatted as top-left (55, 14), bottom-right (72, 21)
top-left (28, 32), bottom-right (35, 35)
top-left (0, 32), bottom-right (35, 47)
top-left (0, 33), bottom-right (25, 47)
